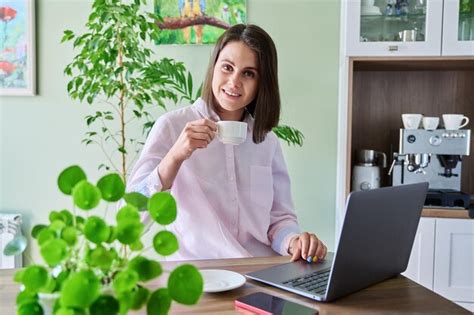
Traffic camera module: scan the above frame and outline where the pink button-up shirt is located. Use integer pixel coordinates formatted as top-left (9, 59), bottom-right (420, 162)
top-left (127, 98), bottom-right (300, 260)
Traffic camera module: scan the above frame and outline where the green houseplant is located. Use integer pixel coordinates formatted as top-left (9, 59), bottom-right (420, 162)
top-left (6, 0), bottom-right (304, 313)
top-left (12, 165), bottom-right (202, 315)
top-left (8, 0), bottom-right (204, 314)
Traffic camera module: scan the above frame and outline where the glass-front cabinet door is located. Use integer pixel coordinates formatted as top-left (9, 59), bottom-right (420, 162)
top-left (345, 0), bottom-right (444, 56)
top-left (442, 0), bottom-right (474, 55)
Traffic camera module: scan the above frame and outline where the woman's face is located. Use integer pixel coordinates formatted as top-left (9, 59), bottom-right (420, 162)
top-left (212, 40), bottom-right (259, 121)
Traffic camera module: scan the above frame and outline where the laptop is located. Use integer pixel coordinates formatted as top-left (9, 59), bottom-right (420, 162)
top-left (246, 183), bottom-right (429, 302)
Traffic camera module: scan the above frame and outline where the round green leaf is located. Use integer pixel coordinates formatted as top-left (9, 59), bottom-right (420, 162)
top-left (49, 220), bottom-right (66, 232)
top-left (31, 224), bottom-right (47, 239)
top-left (55, 308), bottom-right (86, 315)
top-left (147, 288), bottom-right (171, 315)
top-left (89, 295), bottom-right (119, 315)
top-left (130, 286), bottom-right (149, 310)
top-left (153, 230), bottom-right (178, 256)
top-left (14, 269), bottom-right (25, 283)
top-left (116, 204), bottom-right (140, 224)
top-left (37, 228), bottom-right (56, 245)
top-left (61, 226), bottom-right (78, 246)
top-left (123, 192), bottom-right (148, 211)
top-left (97, 173), bottom-right (125, 202)
top-left (17, 301), bottom-right (43, 315)
top-left (73, 181), bottom-right (101, 210)
top-left (129, 240), bottom-right (144, 251)
top-left (60, 270), bottom-right (100, 308)
top-left (116, 222), bottom-right (143, 245)
top-left (105, 226), bottom-right (117, 243)
top-left (128, 256), bottom-right (162, 281)
top-left (168, 264), bottom-right (203, 305)
top-left (148, 192), bottom-right (177, 225)
top-left (22, 265), bottom-right (48, 292)
top-left (89, 246), bottom-right (114, 271)
top-left (58, 165), bottom-right (87, 195)
top-left (16, 290), bottom-right (38, 306)
top-left (60, 209), bottom-right (74, 225)
top-left (49, 211), bottom-right (63, 223)
top-left (40, 239), bottom-right (69, 267)
top-left (84, 216), bottom-right (109, 244)
top-left (55, 270), bottom-right (70, 291)
top-left (112, 270), bottom-right (138, 294)
top-left (38, 275), bottom-right (56, 293)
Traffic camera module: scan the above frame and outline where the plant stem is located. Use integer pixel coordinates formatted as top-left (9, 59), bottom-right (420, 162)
top-left (117, 25), bottom-right (127, 186)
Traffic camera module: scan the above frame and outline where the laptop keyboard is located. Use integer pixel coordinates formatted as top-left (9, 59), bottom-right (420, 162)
top-left (282, 269), bottom-right (330, 295)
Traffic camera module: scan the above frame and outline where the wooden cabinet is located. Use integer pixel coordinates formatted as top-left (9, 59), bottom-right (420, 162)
top-left (403, 218), bottom-right (474, 311)
top-left (344, 0), bottom-right (474, 56)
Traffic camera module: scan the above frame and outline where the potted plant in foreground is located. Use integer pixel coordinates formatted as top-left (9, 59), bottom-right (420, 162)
top-left (12, 165), bottom-right (202, 315)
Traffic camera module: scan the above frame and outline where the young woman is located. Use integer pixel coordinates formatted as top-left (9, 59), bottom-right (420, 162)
top-left (127, 24), bottom-right (327, 262)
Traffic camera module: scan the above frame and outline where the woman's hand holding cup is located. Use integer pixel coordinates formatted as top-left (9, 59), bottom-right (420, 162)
top-left (169, 119), bottom-right (217, 162)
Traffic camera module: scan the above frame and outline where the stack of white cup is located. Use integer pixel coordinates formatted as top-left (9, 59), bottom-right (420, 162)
top-left (401, 114), bottom-right (469, 130)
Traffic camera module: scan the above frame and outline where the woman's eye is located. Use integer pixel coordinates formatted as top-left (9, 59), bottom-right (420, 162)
top-left (222, 64), bottom-right (232, 71)
top-left (243, 71), bottom-right (255, 78)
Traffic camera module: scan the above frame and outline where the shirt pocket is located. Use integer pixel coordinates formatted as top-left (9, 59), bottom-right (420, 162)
top-left (250, 165), bottom-right (274, 210)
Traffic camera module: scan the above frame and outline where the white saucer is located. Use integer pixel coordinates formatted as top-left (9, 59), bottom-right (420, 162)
top-left (200, 269), bottom-right (246, 293)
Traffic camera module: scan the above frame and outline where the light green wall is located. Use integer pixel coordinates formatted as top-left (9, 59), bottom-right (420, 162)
top-left (0, 0), bottom-right (340, 262)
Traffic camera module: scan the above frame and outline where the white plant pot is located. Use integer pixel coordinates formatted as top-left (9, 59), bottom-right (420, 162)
top-left (38, 292), bottom-right (60, 315)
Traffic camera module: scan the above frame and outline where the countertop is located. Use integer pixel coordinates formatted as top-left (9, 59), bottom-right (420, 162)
top-left (421, 207), bottom-right (472, 219)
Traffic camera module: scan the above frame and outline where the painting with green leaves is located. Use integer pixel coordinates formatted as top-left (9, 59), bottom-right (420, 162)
top-left (154, 0), bottom-right (246, 44)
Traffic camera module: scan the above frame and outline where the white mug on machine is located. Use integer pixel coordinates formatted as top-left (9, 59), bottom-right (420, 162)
top-left (402, 114), bottom-right (423, 129)
top-left (216, 121), bottom-right (247, 145)
top-left (422, 117), bottom-right (439, 130)
top-left (442, 114), bottom-right (469, 130)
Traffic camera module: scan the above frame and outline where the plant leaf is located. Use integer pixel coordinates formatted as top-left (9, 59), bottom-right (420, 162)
top-left (58, 165), bottom-right (87, 195)
top-left (73, 181), bottom-right (102, 210)
top-left (84, 216), bottom-right (109, 244)
top-left (123, 192), bottom-right (148, 211)
top-left (113, 270), bottom-right (138, 294)
top-left (40, 239), bottom-right (69, 267)
top-left (21, 265), bottom-right (48, 292)
top-left (146, 288), bottom-right (171, 315)
top-left (89, 295), bottom-right (120, 315)
top-left (148, 192), bottom-right (177, 225)
top-left (168, 264), bottom-right (203, 305)
top-left (60, 270), bottom-right (100, 308)
top-left (116, 222), bottom-right (143, 245)
top-left (97, 173), bottom-right (125, 202)
top-left (128, 256), bottom-right (162, 281)
top-left (153, 230), bottom-right (178, 256)
top-left (116, 204), bottom-right (140, 224)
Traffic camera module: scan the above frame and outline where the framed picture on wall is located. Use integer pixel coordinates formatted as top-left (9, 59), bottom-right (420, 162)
top-left (155, 0), bottom-right (247, 45)
top-left (0, 0), bottom-right (36, 96)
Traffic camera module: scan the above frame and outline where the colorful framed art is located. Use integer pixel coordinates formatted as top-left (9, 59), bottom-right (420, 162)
top-left (0, 0), bottom-right (36, 96)
top-left (155, 0), bottom-right (247, 45)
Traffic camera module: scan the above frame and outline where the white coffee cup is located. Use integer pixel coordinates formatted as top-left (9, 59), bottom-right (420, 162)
top-left (216, 121), bottom-right (247, 145)
top-left (422, 117), bottom-right (439, 130)
top-left (402, 114), bottom-right (423, 130)
top-left (442, 114), bottom-right (469, 130)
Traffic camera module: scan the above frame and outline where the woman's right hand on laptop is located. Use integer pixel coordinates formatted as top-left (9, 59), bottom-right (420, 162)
top-left (288, 232), bottom-right (327, 263)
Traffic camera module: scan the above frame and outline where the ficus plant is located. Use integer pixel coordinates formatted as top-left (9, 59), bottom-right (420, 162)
top-left (62, 0), bottom-right (304, 186)
top-left (13, 165), bottom-right (202, 315)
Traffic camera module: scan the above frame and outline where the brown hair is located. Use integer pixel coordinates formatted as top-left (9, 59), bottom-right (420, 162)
top-left (201, 24), bottom-right (281, 144)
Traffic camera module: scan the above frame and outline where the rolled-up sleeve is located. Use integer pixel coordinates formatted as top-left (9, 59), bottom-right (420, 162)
top-left (268, 140), bottom-right (301, 255)
top-left (126, 115), bottom-right (175, 196)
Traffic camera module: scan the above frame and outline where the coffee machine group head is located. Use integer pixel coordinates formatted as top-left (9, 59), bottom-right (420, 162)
top-left (389, 129), bottom-right (471, 208)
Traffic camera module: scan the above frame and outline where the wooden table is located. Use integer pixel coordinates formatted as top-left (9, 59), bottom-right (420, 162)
top-left (1, 256), bottom-right (470, 314)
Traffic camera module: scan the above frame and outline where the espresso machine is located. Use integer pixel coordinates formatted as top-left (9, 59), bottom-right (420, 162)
top-left (389, 129), bottom-right (471, 208)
